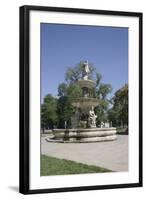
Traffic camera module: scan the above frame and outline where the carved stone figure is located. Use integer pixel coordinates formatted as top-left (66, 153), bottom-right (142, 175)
top-left (88, 106), bottom-right (97, 128)
top-left (83, 60), bottom-right (90, 80)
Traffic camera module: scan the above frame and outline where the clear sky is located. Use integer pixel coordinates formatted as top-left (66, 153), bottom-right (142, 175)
top-left (41, 23), bottom-right (128, 101)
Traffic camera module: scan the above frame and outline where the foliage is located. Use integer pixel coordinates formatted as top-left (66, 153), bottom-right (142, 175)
top-left (41, 94), bottom-right (58, 130)
top-left (95, 99), bottom-right (109, 125)
top-left (57, 83), bottom-right (82, 128)
top-left (58, 82), bottom-right (82, 100)
top-left (58, 83), bottom-right (68, 97)
top-left (108, 84), bottom-right (128, 126)
top-left (96, 72), bottom-right (102, 87)
top-left (57, 96), bottom-right (73, 128)
top-left (94, 76), bottom-right (112, 125)
top-left (67, 84), bottom-right (82, 99)
top-left (97, 83), bottom-right (112, 99)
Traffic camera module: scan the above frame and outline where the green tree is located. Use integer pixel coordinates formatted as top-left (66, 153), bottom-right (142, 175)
top-left (57, 65), bottom-right (84, 128)
top-left (95, 99), bottom-right (109, 125)
top-left (41, 94), bottom-right (58, 130)
top-left (58, 83), bottom-right (68, 97)
top-left (57, 83), bottom-right (82, 128)
top-left (57, 96), bottom-right (74, 128)
top-left (94, 73), bottom-right (112, 125)
top-left (98, 83), bottom-right (112, 99)
top-left (108, 84), bottom-right (128, 127)
top-left (67, 84), bottom-right (82, 99)
top-left (95, 72), bottom-right (102, 88)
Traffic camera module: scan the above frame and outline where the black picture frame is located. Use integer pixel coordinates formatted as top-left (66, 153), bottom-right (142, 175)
top-left (19, 5), bottom-right (143, 194)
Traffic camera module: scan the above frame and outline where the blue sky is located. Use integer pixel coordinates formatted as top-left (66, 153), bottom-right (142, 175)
top-left (41, 23), bottom-right (128, 101)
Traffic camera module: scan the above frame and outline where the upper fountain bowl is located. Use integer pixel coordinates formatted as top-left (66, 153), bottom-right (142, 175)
top-left (77, 79), bottom-right (96, 89)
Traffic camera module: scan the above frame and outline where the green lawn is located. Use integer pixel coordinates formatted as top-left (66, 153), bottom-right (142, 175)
top-left (41, 155), bottom-right (112, 176)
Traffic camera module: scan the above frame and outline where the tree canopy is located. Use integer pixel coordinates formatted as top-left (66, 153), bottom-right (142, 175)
top-left (41, 94), bottom-right (58, 130)
top-left (108, 84), bottom-right (128, 127)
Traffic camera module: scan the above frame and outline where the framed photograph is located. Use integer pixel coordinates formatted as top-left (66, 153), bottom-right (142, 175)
top-left (19, 5), bottom-right (142, 194)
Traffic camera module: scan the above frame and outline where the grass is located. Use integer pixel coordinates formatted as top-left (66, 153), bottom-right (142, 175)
top-left (41, 155), bottom-right (112, 176)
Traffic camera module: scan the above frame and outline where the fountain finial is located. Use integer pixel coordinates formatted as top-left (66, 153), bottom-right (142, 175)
top-left (83, 60), bottom-right (90, 80)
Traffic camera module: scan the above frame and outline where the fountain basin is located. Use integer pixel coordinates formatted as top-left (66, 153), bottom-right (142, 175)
top-left (46, 128), bottom-right (117, 143)
top-left (77, 79), bottom-right (96, 88)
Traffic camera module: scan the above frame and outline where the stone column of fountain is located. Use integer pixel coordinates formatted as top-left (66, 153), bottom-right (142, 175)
top-left (47, 61), bottom-right (117, 143)
top-left (72, 60), bottom-right (98, 129)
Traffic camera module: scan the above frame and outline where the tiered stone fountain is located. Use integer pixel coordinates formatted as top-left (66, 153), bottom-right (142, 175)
top-left (47, 61), bottom-right (117, 143)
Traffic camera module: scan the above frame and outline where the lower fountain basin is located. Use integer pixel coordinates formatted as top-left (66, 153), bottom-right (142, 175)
top-left (46, 128), bottom-right (117, 143)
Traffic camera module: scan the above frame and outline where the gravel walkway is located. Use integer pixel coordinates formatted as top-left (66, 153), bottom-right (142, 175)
top-left (41, 135), bottom-right (128, 172)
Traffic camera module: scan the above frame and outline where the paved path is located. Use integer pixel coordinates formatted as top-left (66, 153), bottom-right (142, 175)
top-left (41, 135), bottom-right (128, 172)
